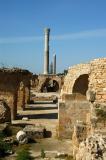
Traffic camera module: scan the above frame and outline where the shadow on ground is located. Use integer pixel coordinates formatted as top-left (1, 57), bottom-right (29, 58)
top-left (30, 101), bottom-right (54, 104)
top-left (25, 106), bottom-right (58, 111)
top-left (17, 113), bottom-right (58, 120)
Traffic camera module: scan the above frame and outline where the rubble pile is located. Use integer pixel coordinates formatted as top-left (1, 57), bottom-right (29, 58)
top-left (75, 134), bottom-right (106, 160)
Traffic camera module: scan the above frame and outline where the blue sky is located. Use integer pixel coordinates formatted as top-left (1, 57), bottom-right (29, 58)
top-left (0, 0), bottom-right (106, 74)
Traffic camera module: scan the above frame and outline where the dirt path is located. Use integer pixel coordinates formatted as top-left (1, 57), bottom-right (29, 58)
top-left (13, 102), bottom-right (58, 137)
top-left (12, 98), bottom-right (73, 159)
top-left (30, 138), bottom-right (73, 159)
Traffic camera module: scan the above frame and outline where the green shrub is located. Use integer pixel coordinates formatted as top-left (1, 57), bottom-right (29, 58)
top-left (16, 145), bottom-right (33, 160)
top-left (0, 132), bottom-right (5, 140)
top-left (0, 139), bottom-right (12, 157)
top-left (41, 149), bottom-right (46, 158)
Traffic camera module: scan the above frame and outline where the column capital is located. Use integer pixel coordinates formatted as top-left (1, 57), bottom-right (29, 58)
top-left (44, 28), bottom-right (50, 34)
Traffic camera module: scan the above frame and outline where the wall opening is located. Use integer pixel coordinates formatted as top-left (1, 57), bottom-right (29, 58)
top-left (72, 74), bottom-right (89, 97)
top-left (41, 79), bottom-right (59, 92)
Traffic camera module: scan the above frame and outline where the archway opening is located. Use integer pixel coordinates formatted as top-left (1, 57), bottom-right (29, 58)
top-left (41, 80), bottom-right (59, 92)
top-left (72, 74), bottom-right (89, 97)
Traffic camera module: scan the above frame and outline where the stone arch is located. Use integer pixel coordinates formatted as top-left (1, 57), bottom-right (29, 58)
top-left (61, 63), bottom-right (90, 94)
top-left (41, 78), bottom-right (59, 92)
top-left (72, 74), bottom-right (89, 97)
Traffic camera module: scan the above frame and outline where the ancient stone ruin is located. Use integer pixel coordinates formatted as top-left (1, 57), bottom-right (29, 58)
top-left (58, 58), bottom-right (106, 139)
top-left (32, 74), bottom-right (64, 93)
top-left (74, 134), bottom-right (106, 160)
top-left (0, 68), bottom-right (32, 121)
top-left (0, 57), bottom-right (106, 160)
top-left (57, 57), bottom-right (106, 159)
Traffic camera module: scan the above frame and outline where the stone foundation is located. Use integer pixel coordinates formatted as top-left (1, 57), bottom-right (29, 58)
top-left (58, 94), bottom-right (90, 138)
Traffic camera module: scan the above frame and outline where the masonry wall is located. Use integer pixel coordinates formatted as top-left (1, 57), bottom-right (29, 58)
top-left (58, 58), bottom-right (106, 139)
top-left (0, 91), bottom-right (14, 120)
top-left (32, 74), bottom-right (64, 93)
top-left (0, 68), bottom-right (32, 121)
top-left (89, 58), bottom-right (106, 103)
top-left (17, 80), bottom-right (31, 110)
top-left (58, 94), bottom-right (90, 138)
top-left (62, 58), bottom-right (106, 101)
top-left (61, 63), bottom-right (90, 95)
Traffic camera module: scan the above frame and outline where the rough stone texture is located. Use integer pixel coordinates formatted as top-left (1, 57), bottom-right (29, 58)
top-left (31, 74), bottom-right (38, 88)
top-left (86, 90), bottom-right (96, 102)
top-left (59, 58), bottom-right (106, 139)
top-left (23, 124), bottom-right (45, 139)
top-left (61, 63), bottom-right (90, 95)
top-left (0, 100), bottom-right (11, 123)
top-left (32, 74), bottom-right (64, 93)
top-left (72, 122), bottom-right (87, 158)
top-left (74, 134), bottom-right (106, 160)
top-left (89, 58), bottom-right (106, 103)
top-left (0, 68), bottom-right (32, 120)
top-left (61, 58), bottom-right (106, 102)
top-left (58, 94), bottom-right (90, 139)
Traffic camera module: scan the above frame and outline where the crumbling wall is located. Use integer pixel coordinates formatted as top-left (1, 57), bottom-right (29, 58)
top-left (58, 58), bottom-right (106, 139)
top-left (58, 94), bottom-right (90, 138)
top-left (0, 100), bottom-right (11, 123)
top-left (17, 82), bottom-right (25, 110)
top-left (58, 64), bottom-right (90, 138)
top-left (17, 80), bottom-right (31, 110)
top-left (0, 68), bottom-right (32, 121)
top-left (89, 58), bottom-right (106, 103)
top-left (73, 134), bottom-right (106, 160)
top-left (72, 122), bottom-right (87, 157)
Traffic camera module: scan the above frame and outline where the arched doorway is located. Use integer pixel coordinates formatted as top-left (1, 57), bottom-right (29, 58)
top-left (41, 79), bottom-right (59, 92)
top-left (72, 74), bottom-right (89, 97)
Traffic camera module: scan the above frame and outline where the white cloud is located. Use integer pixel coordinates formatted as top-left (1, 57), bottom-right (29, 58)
top-left (51, 28), bottom-right (106, 40)
top-left (0, 28), bottom-right (106, 44)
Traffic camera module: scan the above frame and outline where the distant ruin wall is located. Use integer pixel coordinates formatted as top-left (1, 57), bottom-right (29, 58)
top-left (32, 74), bottom-right (64, 93)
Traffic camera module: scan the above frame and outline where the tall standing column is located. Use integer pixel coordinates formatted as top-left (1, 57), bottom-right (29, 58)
top-left (53, 53), bottom-right (56, 74)
top-left (44, 28), bottom-right (50, 74)
top-left (50, 61), bottom-right (53, 74)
